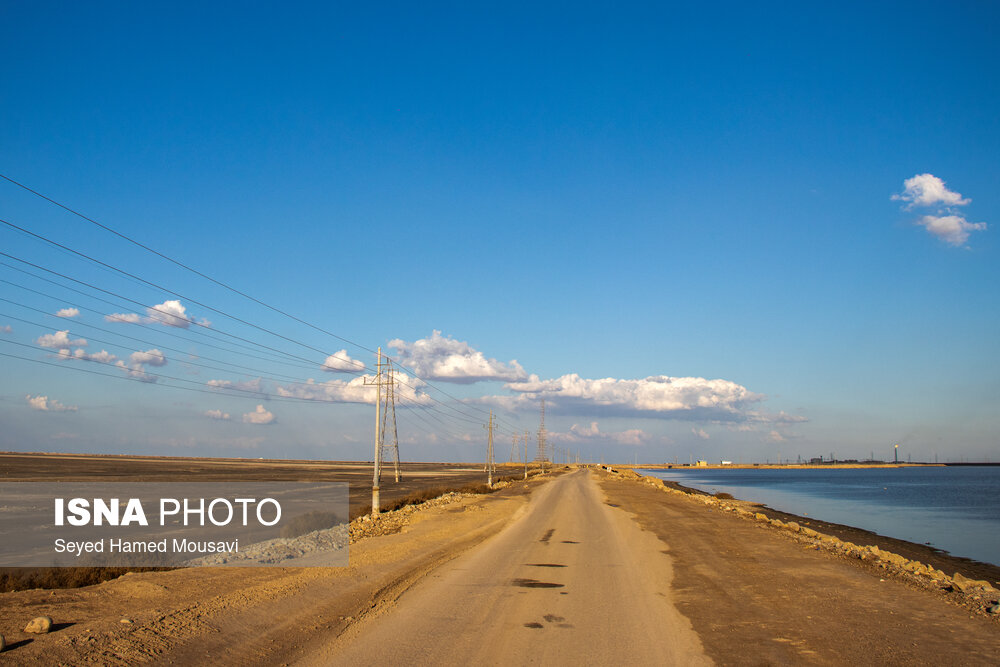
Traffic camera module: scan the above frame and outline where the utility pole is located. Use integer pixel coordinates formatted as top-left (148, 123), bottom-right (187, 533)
top-left (484, 410), bottom-right (496, 487)
top-left (523, 431), bottom-right (529, 480)
top-left (363, 347), bottom-right (384, 517)
top-left (894, 443), bottom-right (899, 464)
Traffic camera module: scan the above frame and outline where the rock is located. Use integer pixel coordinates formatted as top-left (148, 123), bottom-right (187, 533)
top-left (785, 521), bottom-right (800, 532)
top-left (952, 572), bottom-right (996, 593)
top-left (754, 512), bottom-right (769, 522)
top-left (952, 572), bottom-right (977, 593)
top-left (951, 579), bottom-right (970, 594)
top-left (801, 527), bottom-right (819, 538)
top-left (120, 618), bottom-right (133, 624)
top-left (24, 616), bottom-right (53, 633)
top-left (770, 519), bottom-right (785, 528)
top-left (987, 603), bottom-right (1000, 614)
top-left (881, 552), bottom-right (905, 566)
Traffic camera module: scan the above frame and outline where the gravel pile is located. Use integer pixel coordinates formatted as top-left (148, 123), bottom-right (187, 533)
top-left (186, 524), bottom-right (349, 566)
top-left (349, 491), bottom-right (476, 542)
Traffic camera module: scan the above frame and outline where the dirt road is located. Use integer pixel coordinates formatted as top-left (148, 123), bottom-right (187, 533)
top-left (306, 469), bottom-right (711, 665)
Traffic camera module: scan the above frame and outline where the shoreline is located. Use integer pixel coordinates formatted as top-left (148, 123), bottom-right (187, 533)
top-left (630, 466), bottom-right (1000, 581)
top-left (619, 467), bottom-right (1000, 589)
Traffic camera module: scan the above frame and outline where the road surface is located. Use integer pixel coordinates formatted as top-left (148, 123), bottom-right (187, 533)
top-left (305, 469), bottom-right (710, 665)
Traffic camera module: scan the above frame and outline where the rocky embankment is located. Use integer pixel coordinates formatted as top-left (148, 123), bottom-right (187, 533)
top-left (348, 481), bottom-right (512, 542)
top-left (604, 467), bottom-right (1000, 620)
top-left (187, 482), bottom-right (516, 566)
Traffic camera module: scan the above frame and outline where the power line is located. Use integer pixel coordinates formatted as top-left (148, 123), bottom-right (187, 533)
top-left (1, 297), bottom-right (501, 440)
top-left (0, 219), bottom-right (369, 372)
top-left (1, 178), bottom-right (527, 435)
top-left (0, 172), bottom-right (375, 354)
top-left (2, 220), bottom-right (514, 430)
top-left (0, 270), bottom-right (335, 372)
top-left (0, 251), bottom-right (369, 374)
top-left (0, 188), bottom-right (517, 426)
top-left (0, 281), bottom-right (325, 374)
top-left (0, 311), bottom-right (345, 388)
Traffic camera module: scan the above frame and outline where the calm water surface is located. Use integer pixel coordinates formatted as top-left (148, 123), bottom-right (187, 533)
top-left (640, 466), bottom-right (1000, 566)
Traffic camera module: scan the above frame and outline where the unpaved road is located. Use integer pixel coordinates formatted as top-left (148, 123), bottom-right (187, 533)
top-left (306, 468), bottom-right (710, 665)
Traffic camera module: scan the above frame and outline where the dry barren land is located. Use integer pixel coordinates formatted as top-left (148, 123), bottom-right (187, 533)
top-left (0, 454), bottom-right (997, 665)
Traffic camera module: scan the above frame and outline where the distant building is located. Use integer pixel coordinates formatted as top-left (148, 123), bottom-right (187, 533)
top-left (695, 459), bottom-right (708, 467)
top-left (720, 460), bottom-right (733, 466)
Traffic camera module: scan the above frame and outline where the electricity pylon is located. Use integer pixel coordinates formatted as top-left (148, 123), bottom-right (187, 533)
top-left (363, 347), bottom-right (399, 516)
top-left (484, 410), bottom-right (496, 486)
top-left (535, 399), bottom-right (548, 465)
top-left (523, 431), bottom-right (530, 480)
top-left (509, 433), bottom-right (519, 463)
top-left (382, 361), bottom-right (401, 483)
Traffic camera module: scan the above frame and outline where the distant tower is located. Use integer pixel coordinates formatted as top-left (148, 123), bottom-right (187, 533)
top-left (535, 399), bottom-right (548, 462)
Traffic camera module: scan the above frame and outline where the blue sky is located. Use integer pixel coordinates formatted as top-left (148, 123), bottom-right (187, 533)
top-left (1, 2), bottom-right (997, 463)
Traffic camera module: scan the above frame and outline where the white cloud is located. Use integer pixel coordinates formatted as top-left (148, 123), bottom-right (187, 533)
top-left (388, 331), bottom-right (527, 383)
top-left (893, 173), bottom-right (970, 208)
top-left (207, 377), bottom-right (266, 396)
top-left (74, 349), bottom-right (117, 364)
top-left (242, 404), bottom-right (276, 425)
top-left (52, 347), bottom-right (119, 364)
top-left (106, 300), bottom-right (208, 328)
top-left (916, 214), bottom-right (987, 247)
top-left (54, 308), bottom-right (80, 318)
top-left (109, 349), bottom-right (168, 383)
top-left (36, 330), bottom-right (86, 349)
top-left (130, 349), bottom-right (167, 367)
top-left (499, 373), bottom-right (762, 421)
top-left (692, 428), bottom-right (710, 440)
top-left (205, 409), bottom-right (231, 420)
top-left (892, 174), bottom-right (988, 246)
top-left (105, 312), bottom-right (143, 324)
top-left (570, 422), bottom-right (600, 437)
top-left (114, 360), bottom-right (157, 382)
top-left (550, 421), bottom-right (649, 446)
top-left (766, 430), bottom-right (786, 443)
top-left (276, 372), bottom-right (432, 405)
top-left (25, 394), bottom-right (78, 412)
top-left (147, 300), bottom-right (195, 328)
top-left (321, 349), bottom-right (366, 373)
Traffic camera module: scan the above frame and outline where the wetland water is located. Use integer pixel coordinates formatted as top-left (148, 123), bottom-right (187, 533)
top-left (641, 466), bottom-right (1000, 566)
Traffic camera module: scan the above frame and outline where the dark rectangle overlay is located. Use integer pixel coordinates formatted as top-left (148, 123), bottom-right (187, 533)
top-left (0, 482), bottom-right (349, 567)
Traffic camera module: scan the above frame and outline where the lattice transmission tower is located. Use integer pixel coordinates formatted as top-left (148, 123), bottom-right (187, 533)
top-left (535, 398), bottom-right (548, 463)
top-left (484, 410), bottom-right (496, 486)
top-left (380, 360), bottom-right (401, 484)
top-left (363, 347), bottom-right (401, 516)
